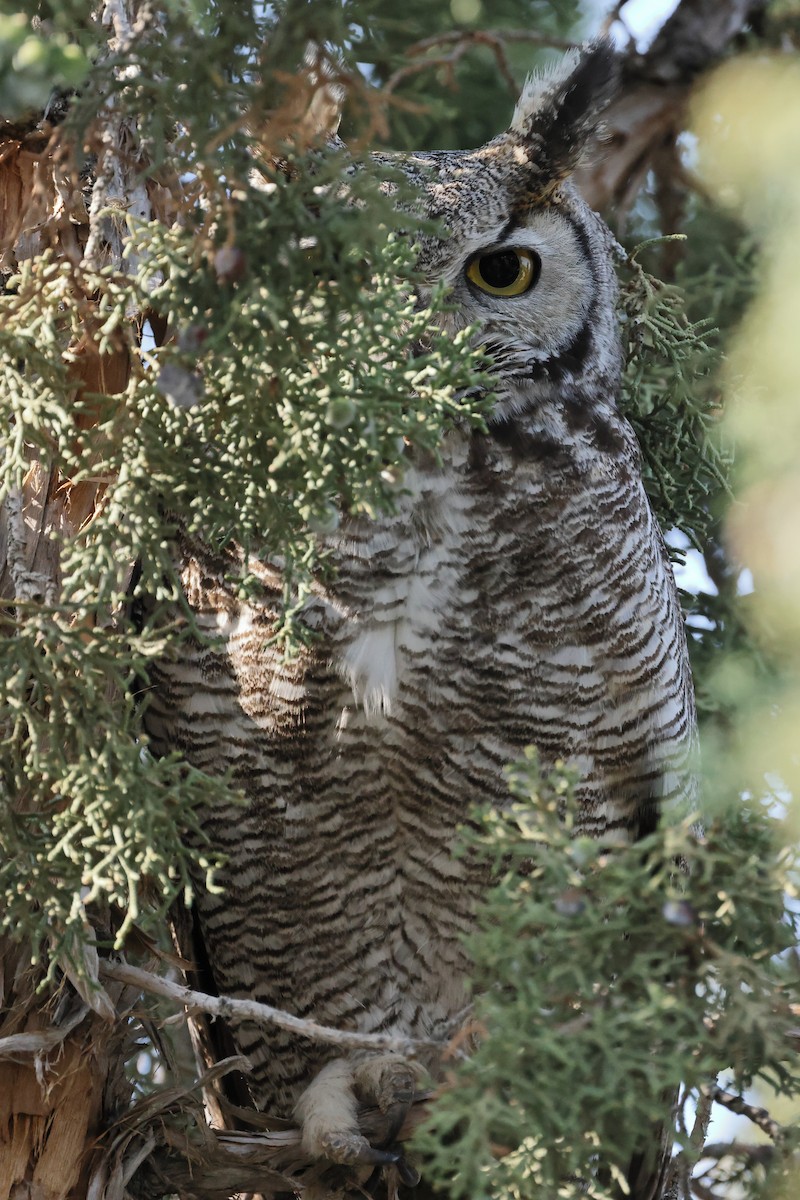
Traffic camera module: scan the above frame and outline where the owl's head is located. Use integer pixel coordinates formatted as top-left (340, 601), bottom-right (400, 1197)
top-left (387, 43), bottom-right (622, 421)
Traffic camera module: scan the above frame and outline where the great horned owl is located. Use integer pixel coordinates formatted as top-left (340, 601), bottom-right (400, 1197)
top-left (145, 42), bottom-right (695, 1199)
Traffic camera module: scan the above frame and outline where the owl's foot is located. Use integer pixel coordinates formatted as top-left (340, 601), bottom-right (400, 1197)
top-left (315, 1129), bottom-right (396, 1167)
top-left (354, 1056), bottom-right (418, 1144)
top-left (296, 1054), bottom-right (421, 1180)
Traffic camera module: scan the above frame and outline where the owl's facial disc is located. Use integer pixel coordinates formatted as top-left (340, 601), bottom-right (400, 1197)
top-left (445, 205), bottom-right (598, 374)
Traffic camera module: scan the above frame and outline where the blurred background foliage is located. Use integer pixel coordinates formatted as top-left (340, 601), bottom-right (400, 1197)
top-left (691, 51), bottom-right (800, 835)
top-left (343, 0), bottom-right (583, 149)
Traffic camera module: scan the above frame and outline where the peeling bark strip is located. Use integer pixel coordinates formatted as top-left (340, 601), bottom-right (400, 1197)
top-left (0, 940), bottom-right (143, 1200)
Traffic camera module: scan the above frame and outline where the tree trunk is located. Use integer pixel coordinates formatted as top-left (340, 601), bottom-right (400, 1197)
top-left (576, 0), bottom-right (767, 252)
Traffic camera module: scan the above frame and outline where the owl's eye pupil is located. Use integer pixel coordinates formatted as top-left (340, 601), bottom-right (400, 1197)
top-left (466, 247), bottom-right (540, 297)
top-left (480, 250), bottom-right (522, 290)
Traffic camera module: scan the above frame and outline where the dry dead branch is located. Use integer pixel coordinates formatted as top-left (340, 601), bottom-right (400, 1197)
top-left (99, 959), bottom-right (440, 1058)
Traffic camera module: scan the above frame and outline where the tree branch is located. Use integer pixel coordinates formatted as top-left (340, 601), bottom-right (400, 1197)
top-left (83, 0), bottom-right (157, 270)
top-left (644, 0), bottom-right (766, 83)
top-left (4, 486), bottom-right (56, 604)
top-left (699, 1141), bottom-right (775, 1165)
top-left (576, 0), bottom-right (768, 221)
top-left (0, 1003), bottom-right (87, 1060)
top-left (712, 1087), bottom-right (783, 1142)
top-left (384, 29), bottom-right (576, 96)
top-left (99, 960), bottom-right (439, 1057)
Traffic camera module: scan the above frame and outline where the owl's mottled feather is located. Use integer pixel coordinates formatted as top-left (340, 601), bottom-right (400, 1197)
top-left (145, 43), bottom-right (695, 1199)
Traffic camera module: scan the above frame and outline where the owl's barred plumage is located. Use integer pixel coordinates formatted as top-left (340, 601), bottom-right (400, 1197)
top-left (145, 43), bottom-right (696, 1198)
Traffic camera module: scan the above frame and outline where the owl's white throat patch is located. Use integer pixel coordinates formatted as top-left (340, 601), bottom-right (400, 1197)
top-left (338, 563), bottom-right (447, 723)
top-left (340, 622), bottom-right (400, 721)
top-left (333, 463), bottom-right (469, 724)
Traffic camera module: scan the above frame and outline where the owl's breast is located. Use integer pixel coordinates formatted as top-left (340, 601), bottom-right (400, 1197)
top-left (320, 425), bottom-right (693, 835)
top-left (324, 438), bottom-right (589, 728)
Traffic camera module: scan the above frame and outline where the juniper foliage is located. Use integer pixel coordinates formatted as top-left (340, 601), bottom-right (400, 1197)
top-left (0, 0), bottom-right (491, 968)
top-left (415, 751), bottom-right (800, 1199)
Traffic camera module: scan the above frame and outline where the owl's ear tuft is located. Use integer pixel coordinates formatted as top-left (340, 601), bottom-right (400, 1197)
top-left (510, 41), bottom-right (619, 180)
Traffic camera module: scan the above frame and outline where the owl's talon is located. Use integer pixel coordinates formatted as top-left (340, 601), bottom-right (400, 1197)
top-left (353, 1055), bottom-right (420, 1144)
top-left (356, 1146), bottom-right (402, 1167)
top-left (395, 1154), bottom-right (421, 1187)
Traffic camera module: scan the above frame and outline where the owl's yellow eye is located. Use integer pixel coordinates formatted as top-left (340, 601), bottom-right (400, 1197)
top-left (466, 248), bottom-right (540, 297)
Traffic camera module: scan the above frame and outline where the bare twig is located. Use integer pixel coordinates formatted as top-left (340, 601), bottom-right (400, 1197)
top-left (99, 959), bottom-right (439, 1057)
top-left (385, 29), bottom-right (576, 97)
top-left (0, 1002), bottom-right (88, 1060)
top-left (400, 28), bottom-right (576, 56)
top-left (712, 1087), bottom-right (783, 1142)
top-left (576, 0), bottom-right (768, 218)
